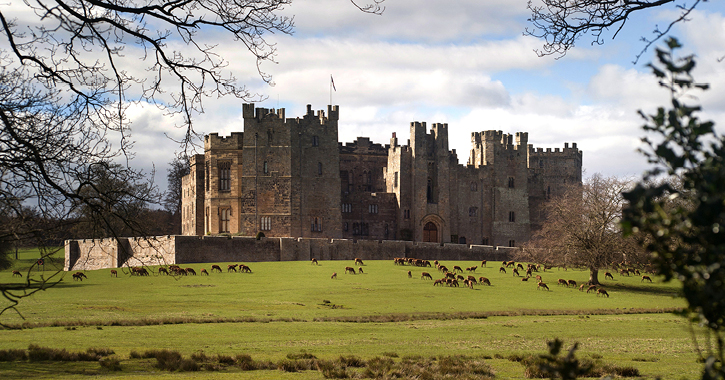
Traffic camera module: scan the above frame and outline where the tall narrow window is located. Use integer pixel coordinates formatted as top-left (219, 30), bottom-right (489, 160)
top-left (471, 182), bottom-right (477, 191)
top-left (263, 161), bottom-right (269, 174)
top-left (482, 237), bottom-right (489, 245)
top-left (219, 208), bottom-right (230, 233)
top-left (343, 222), bottom-right (349, 232)
top-left (317, 162), bottom-right (323, 176)
top-left (427, 177), bottom-right (433, 203)
top-left (508, 177), bottom-right (515, 188)
top-left (509, 240), bottom-right (516, 247)
top-left (267, 129), bottom-right (273, 144)
top-left (219, 161), bottom-right (231, 191)
top-left (369, 204), bottom-right (378, 214)
top-left (311, 217), bottom-right (322, 232)
top-left (509, 211), bottom-right (516, 223)
top-left (312, 135), bottom-right (319, 147)
top-left (469, 207), bottom-right (478, 217)
top-left (260, 216), bottom-right (271, 231)
top-left (394, 172), bottom-right (398, 188)
top-left (547, 186), bottom-right (551, 199)
top-left (205, 162), bottom-right (210, 190)
top-left (404, 209), bottom-right (410, 219)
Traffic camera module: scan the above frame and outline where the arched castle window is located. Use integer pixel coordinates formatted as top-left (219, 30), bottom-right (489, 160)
top-left (509, 211), bottom-right (516, 223)
top-left (508, 177), bottom-right (515, 188)
top-left (219, 161), bottom-right (231, 191)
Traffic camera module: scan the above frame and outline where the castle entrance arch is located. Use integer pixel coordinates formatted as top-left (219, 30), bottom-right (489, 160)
top-left (423, 222), bottom-right (438, 243)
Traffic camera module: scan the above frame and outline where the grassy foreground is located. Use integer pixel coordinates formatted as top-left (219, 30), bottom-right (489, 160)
top-left (0, 248), bottom-right (704, 379)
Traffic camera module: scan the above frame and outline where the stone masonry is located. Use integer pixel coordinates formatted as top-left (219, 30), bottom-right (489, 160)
top-left (181, 104), bottom-right (583, 248)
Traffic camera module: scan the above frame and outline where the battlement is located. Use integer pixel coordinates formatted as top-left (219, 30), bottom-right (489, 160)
top-left (205, 132), bottom-right (244, 150)
top-left (529, 142), bottom-right (582, 157)
top-left (242, 103), bottom-right (339, 124)
top-left (339, 137), bottom-right (389, 155)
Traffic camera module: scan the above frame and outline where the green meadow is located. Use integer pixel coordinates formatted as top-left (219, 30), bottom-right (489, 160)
top-left (0, 248), bottom-right (706, 379)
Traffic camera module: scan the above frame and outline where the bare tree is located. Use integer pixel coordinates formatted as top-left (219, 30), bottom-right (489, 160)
top-left (0, 0), bottom-right (384, 319)
top-left (525, 0), bottom-right (707, 62)
top-left (522, 174), bottom-right (644, 285)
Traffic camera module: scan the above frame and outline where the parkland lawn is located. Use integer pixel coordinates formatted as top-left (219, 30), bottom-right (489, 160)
top-left (0, 248), bottom-right (704, 379)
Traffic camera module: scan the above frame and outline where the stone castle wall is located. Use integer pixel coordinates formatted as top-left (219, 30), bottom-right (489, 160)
top-left (65, 236), bottom-right (516, 271)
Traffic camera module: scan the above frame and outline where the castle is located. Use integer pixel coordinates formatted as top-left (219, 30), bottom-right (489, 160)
top-left (180, 104), bottom-right (582, 247)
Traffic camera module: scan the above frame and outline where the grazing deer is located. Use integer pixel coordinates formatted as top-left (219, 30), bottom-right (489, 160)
top-left (345, 266), bottom-right (356, 274)
top-left (227, 264), bottom-right (238, 272)
top-left (597, 288), bottom-right (610, 297)
top-left (200, 269), bottom-right (209, 275)
top-left (479, 277), bottom-right (491, 286)
top-left (499, 267), bottom-right (506, 274)
top-left (521, 277), bottom-right (529, 281)
top-left (453, 266), bottom-right (463, 273)
top-left (557, 279), bottom-right (567, 286)
top-left (211, 265), bottom-right (222, 273)
top-left (579, 284), bottom-right (586, 291)
top-left (433, 279), bottom-right (443, 286)
top-left (110, 270), bottom-right (117, 277)
top-left (354, 258), bottom-right (364, 266)
top-left (407, 270), bottom-right (412, 278)
top-left (158, 267), bottom-right (169, 275)
top-left (568, 280), bottom-right (576, 287)
top-left (605, 272), bottom-right (614, 280)
top-left (358, 267), bottom-right (364, 274)
top-left (240, 265), bottom-right (252, 273)
top-left (481, 260), bottom-right (487, 267)
top-left (537, 282), bottom-right (549, 291)
top-left (186, 268), bottom-right (197, 276)
top-left (311, 258), bottom-right (319, 265)
top-left (641, 275), bottom-right (652, 282)
top-left (512, 268), bottom-right (520, 277)
top-left (331, 272), bottom-right (337, 279)
top-left (586, 285), bottom-right (597, 293)
top-left (421, 272), bottom-right (433, 280)
top-left (12, 270), bottom-right (22, 277)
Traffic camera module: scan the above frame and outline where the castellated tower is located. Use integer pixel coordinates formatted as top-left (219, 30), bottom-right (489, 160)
top-left (195, 104), bottom-right (342, 238)
top-left (181, 103), bottom-right (582, 247)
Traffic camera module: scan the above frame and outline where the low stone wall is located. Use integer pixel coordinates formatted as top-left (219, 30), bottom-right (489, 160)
top-left (65, 235), bottom-right (516, 271)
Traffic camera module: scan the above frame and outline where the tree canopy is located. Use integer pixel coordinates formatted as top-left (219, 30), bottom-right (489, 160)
top-left (622, 37), bottom-right (725, 378)
top-left (522, 174), bottom-right (645, 285)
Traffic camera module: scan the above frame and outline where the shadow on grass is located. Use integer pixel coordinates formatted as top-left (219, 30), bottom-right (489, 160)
top-left (601, 282), bottom-right (682, 297)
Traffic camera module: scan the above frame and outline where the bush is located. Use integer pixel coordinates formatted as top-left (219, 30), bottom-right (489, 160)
top-left (0, 349), bottom-right (28, 362)
top-left (99, 356), bottom-right (122, 371)
top-left (316, 359), bottom-right (349, 379)
top-left (235, 354), bottom-right (257, 370)
top-left (217, 354), bottom-right (235, 365)
top-left (337, 355), bottom-right (365, 368)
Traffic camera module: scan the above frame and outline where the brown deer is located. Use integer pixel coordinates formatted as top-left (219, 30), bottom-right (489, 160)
top-left (567, 280), bottom-right (577, 287)
top-left (158, 267), bottom-right (169, 275)
top-left (641, 275), bottom-right (652, 282)
top-left (557, 278), bottom-right (568, 286)
top-left (586, 285), bottom-right (597, 293)
top-left (12, 270), bottom-right (22, 277)
top-left (186, 268), bottom-right (197, 276)
top-left (345, 266), bottom-right (356, 274)
top-left (331, 272), bottom-right (337, 279)
top-left (453, 265), bottom-right (463, 273)
top-left (597, 288), bottom-right (610, 297)
top-left (358, 267), bottom-right (364, 274)
top-left (200, 269), bottom-right (209, 275)
top-left (421, 272), bottom-right (433, 280)
top-left (354, 258), bottom-right (364, 266)
top-left (211, 265), bottom-right (222, 273)
top-left (227, 264), bottom-right (238, 272)
top-left (499, 267), bottom-right (506, 274)
top-left (537, 282), bottom-right (549, 291)
top-left (110, 270), bottom-right (117, 277)
top-left (605, 272), bottom-right (614, 280)
top-left (311, 258), bottom-right (319, 265)
top-left (407, 270), bottom-right (412, 278)
top-left (479, 277), bottom-right (491, 286)
top-left (481, 260), bottom-right (487, 267)
top-left (240, 265), bottom-right (252, 273)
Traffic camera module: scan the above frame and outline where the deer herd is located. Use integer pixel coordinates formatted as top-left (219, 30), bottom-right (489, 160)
top-left (29, 254), bottom-right (650, 300)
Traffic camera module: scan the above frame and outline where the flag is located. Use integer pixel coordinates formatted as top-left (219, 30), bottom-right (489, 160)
top-left (331, 75), bottom-right (336, 91)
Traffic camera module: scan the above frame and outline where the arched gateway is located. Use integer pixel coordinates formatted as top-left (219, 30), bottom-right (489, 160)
top-left (423, 222), bottom-right (438, 243)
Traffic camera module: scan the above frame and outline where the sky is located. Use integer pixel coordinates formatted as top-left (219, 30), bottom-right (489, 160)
top-left (8, 0), bottom-right (725, 195)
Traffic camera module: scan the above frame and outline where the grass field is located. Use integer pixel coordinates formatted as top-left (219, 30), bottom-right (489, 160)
top-left (0, 248), bottom-right (705, 379)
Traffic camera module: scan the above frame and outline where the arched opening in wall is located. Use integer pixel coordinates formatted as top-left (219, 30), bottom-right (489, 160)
top-left (423, 222), bottom-right (438, 243)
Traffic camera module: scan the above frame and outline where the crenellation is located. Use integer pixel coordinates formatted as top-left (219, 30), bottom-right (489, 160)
top-left (182, 102), bottom-right (582, 249)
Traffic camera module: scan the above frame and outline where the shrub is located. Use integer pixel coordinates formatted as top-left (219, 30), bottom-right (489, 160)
top-left (316, 359), bottom-right (349, 379)
top-left (0, 349), bottom-right (28, 362)
top-left (99, 356), bottom-right (122, 371)
top-left (337, 355), bottom-right (365, 368)
top-left (217, 354), bottom-right (235, 365)
top-left (235, 354), bottom-right (257, 370)
top-left (129, 350), bottom-right (142, 359)
top-left (362, 356), bottom-right (395, 378)
top-left (286, 351), bottom-right (316, 360)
